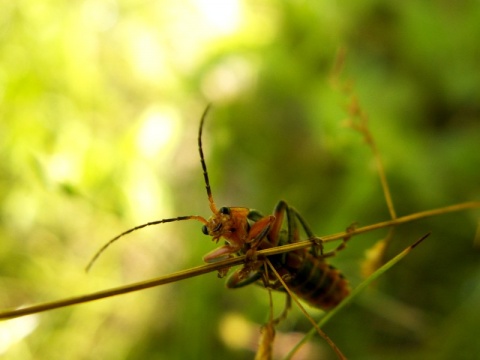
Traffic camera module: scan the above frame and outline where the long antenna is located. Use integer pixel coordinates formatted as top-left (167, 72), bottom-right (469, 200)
top-left (85, 215), bottom-right (207, 272)
top-left (198, 104), bottom-right (217, 213)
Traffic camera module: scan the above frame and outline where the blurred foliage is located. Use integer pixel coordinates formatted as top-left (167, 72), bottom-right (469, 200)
top-left (1, 0), bottom-right (480, 359)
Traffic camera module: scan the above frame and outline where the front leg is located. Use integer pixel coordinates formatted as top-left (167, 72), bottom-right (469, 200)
top-left (225, 264), bottom-right (263, 288)
top-left (203, 244), bottom-right (239, 278)
top-left (247, 215), bottom-right (275, 246)
top-left (223, 215), bottom-right (275, 285)
top-left (228, 215), bottom-right (275, 283)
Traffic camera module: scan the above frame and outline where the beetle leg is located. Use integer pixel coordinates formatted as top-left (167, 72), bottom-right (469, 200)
top-left (268, 201), bottom-right (288, 245)
top-left (225, 266), bottom-right (263, 288)
top-left (321, 222), bottom-right (357, 258)
top-left (203, 244), bottom-right (238, 277)
top-left (247, 215), bottom-right (275, 245)
top-left (203, 244), bottom-right (238, 263)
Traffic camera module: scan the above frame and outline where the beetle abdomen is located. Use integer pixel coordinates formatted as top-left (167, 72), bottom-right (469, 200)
top-left (286, 252), bottom-right (350, 310)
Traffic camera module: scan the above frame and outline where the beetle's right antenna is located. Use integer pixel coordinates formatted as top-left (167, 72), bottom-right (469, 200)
top-left (198, 104), bottom-right (218, 214)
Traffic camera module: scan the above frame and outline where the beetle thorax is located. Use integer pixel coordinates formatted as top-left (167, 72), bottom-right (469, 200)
top-left (204, 208), bottom-right (250, 246)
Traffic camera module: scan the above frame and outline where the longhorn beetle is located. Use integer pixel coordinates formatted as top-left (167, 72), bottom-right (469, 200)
top-left (86, 104), bottom-right (353, 358)
top-left (87, 105), bottom-right (350, 311)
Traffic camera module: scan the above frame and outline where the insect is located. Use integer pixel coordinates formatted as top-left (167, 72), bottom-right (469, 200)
top-left (87, 105), bottom-right (351, 313)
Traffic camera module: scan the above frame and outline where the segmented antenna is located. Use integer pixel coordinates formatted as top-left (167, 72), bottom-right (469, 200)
top-left (85, 215), bottom-right (207, 272)
top-left (198, 104), bottom-right (217, 213)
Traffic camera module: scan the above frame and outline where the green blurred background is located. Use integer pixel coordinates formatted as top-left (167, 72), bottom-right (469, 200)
top-left (1, 1), bottom-right (480, 359)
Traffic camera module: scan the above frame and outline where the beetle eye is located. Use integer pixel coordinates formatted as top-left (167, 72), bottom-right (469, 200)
top-left (220, 207), bottom-right (230, 215)
top-left (201, 225), bottom-right (209, 235)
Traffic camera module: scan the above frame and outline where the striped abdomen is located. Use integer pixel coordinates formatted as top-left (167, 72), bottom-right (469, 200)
top-left (280, 250), bottom-right (350, 310)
